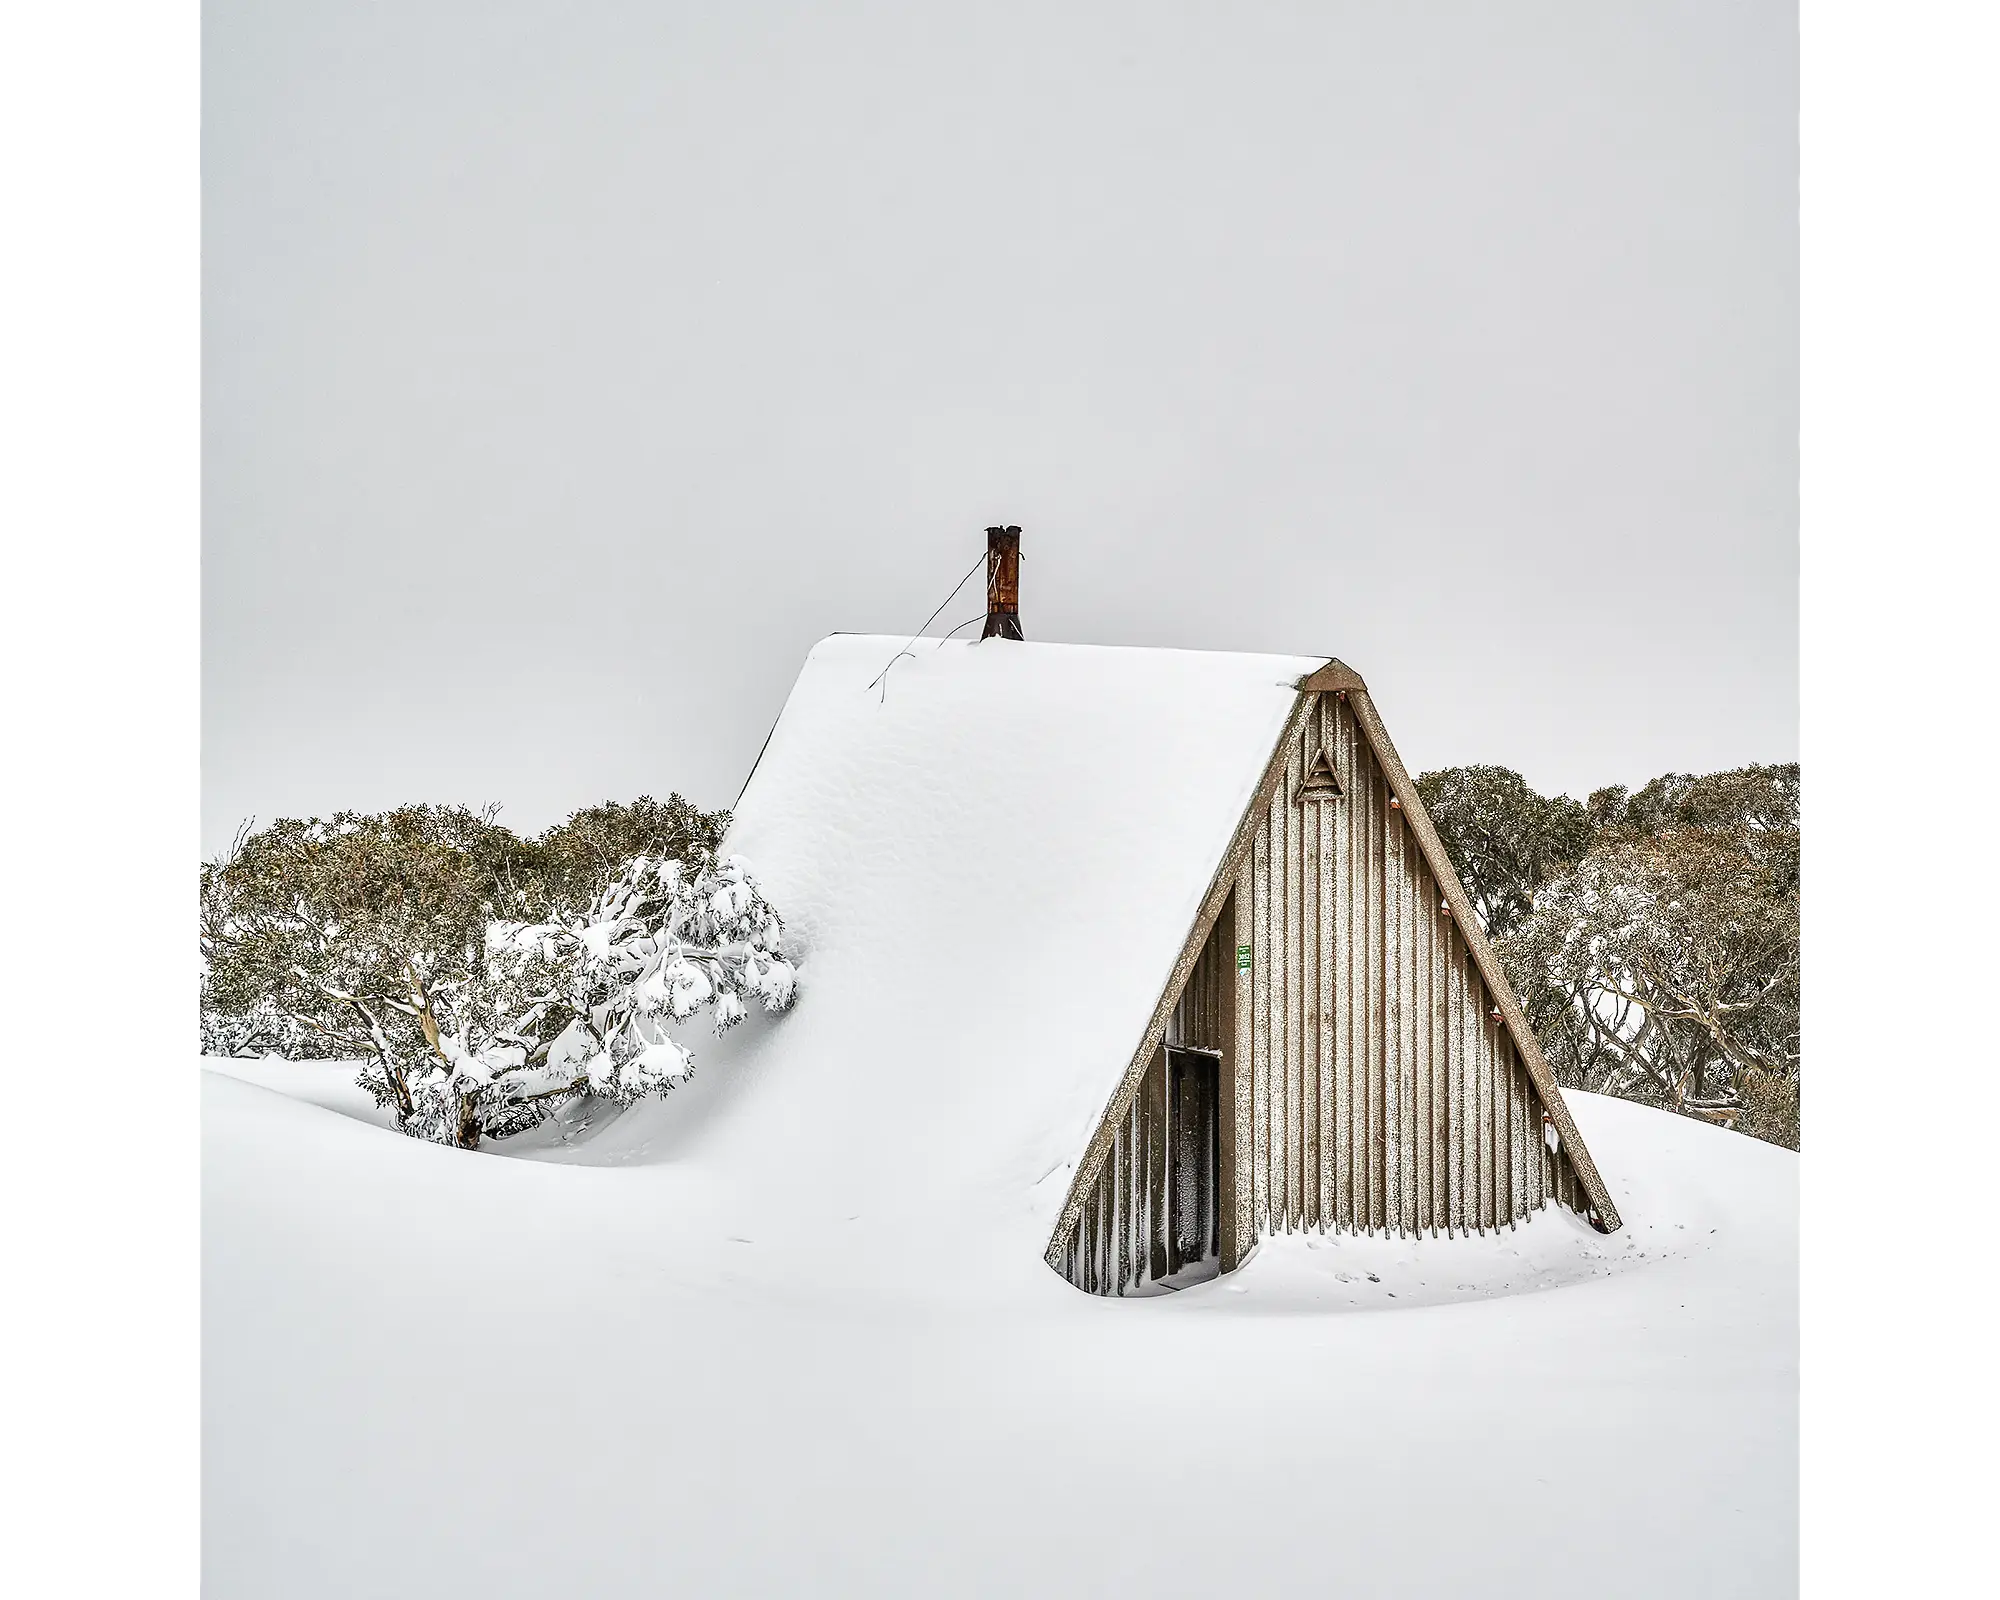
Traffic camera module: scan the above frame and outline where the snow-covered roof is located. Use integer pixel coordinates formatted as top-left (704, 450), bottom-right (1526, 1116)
top-left (599, 634), bottom-right (1324, 1283)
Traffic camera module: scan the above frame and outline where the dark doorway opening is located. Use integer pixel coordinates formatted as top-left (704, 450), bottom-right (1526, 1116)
top-left (1166, 1045), bottom-right (1221, 1282)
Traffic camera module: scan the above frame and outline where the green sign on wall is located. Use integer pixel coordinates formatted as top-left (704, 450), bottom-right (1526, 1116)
top-left (1237, 943), bottom-right (1252, 974)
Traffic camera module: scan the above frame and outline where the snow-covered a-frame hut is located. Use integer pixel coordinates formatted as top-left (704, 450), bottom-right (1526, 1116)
top-left (717, 543), bottom-right (1620, 1298)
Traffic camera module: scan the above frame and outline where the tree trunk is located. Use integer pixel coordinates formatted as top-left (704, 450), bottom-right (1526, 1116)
top-left (383, 1060), bottom-right (415, 1126)
top-left (455, 1090), bottom-right (483, 1151)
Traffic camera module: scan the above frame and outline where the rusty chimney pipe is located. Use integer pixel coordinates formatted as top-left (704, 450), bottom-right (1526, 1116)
top-left (981, 525), bottom-right (1023, 640)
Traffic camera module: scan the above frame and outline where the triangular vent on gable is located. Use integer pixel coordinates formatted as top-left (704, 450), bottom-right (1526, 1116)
top-left (1296, 748), bottom-right (1344, 799)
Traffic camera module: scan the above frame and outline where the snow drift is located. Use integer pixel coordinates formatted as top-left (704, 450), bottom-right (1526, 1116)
top-left (204, 1067), bottom-right (1797, 1597)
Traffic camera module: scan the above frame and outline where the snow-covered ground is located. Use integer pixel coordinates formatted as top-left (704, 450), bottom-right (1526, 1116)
top-left (204, 1060), bottom-right (1796, 1597)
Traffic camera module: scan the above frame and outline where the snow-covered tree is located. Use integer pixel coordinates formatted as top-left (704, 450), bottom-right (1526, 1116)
top-left (198, 992), bottom-right (297, 1059)
top-left (199, 803), bottom-right (792, 1149)
top-left (423, 854), bottom-right (800, 1144)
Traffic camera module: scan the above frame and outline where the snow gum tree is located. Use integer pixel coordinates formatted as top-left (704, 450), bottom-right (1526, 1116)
top-left (1499, 765), bottom-right (1800, 1148)
top-left (531, 793), bottom-right (727, 899)
top-left (200, 799), bottom-right (793, 1149)
top-left (1412, 765), bottom-right (1594, 937)
top-left (1420, 762), bottom-right (1800, 1148)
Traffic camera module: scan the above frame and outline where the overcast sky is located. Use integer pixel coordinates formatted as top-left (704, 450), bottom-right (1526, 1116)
top-left (203, 0), bottom-right (1795, 855)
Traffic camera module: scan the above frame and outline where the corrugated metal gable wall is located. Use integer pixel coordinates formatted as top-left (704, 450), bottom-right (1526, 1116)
top-left (1058, 689), bottom-right (1595, 1295)
top-left (1244, 690), bottom-right (1585, 1241)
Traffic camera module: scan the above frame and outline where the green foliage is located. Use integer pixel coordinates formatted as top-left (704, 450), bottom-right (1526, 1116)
top-left (527, 794), bottom-right (729, 908)
top-left (201, 805), bottom-right (531, 1138)
top-left (1612, 762), bottom-right (1800, 838)
top-left (1422, 762), bottom-right (1801, 1150)
top-left (1412, 765), bottom-right (1593, 937)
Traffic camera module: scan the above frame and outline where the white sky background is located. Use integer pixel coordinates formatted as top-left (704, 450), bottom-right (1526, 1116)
top-left (202, 0), bottom-right (1796, 854)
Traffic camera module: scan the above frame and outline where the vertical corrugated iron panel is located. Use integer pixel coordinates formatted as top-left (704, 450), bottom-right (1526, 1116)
top-left (1428, 863), bottom-right (1450, 1235)
top-left (1382, 779), bottom-right (1403, 1237)
top-left (1526, 1068), bottom-right (1546, 1213)
top-left (1316, 700), bottom-right (1336, 1231)
top-left (1303, 717), bottom-right (1323, 1231)
top-left (1413, 854), bottom-right (1433, 1237)
top-left (1476, 967), bottom-right (1496, 1232)
top-left (1398, 820), bottom-right (1419, 1235)
top-left (1512, 1056), bottom-right (1528, 1216)
top-left (1495, 1002), bottom-right (1508, 1216)
top-left (1289, 724), bottom-right (1303, 1230)
top-left (1446, 923), bottom-right (1464, 1237)
top-left (1251, 806), bottom-right (1272, 1232)
top-left (1506, 1048), bottom-right (1523, 1222)
top-left (1277, 768), bottom-right (1292, 1233)
top-left (1462, 974), bottom-right (1480, 1235)
top-left (1332, 694), bottom-right (1355, 1231)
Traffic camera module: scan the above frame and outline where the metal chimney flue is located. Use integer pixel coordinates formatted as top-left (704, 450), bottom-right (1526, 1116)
top-left (981, 525), bottom-right (1023, 641)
